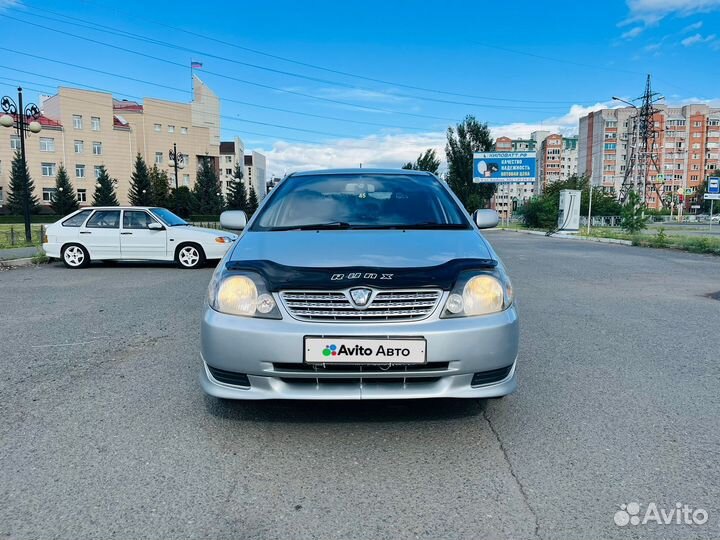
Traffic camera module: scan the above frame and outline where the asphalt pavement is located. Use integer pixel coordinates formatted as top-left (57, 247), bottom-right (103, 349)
top-left (1, 232), bottom-right (719, 539)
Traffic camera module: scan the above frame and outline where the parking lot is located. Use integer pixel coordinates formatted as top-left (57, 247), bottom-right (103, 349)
top-left (1, 231), bottom-right (719, 539)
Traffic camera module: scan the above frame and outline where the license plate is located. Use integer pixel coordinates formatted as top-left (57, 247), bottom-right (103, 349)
top-left (304, 337), bottom-right (426, 364)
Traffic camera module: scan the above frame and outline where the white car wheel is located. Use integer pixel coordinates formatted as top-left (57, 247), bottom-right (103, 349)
top-left (62, 244), bottom-right (89, 269)
top-left (177, 244), bottom-right (205, 269)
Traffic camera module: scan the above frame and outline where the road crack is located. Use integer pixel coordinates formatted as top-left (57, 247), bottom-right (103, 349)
top-left (483, 409), bottom-right (541, 539)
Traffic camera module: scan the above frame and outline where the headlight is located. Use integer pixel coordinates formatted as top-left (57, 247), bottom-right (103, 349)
top-left (441, 271), bottom-right (513, 318)
top-left (208, 272), bottom-right (281, 319)
top-left (214, 236), bottom-right (234, 244)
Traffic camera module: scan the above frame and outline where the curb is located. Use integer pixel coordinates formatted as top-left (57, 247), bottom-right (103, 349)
top-left (495, 228), bottom-right (632, 246)
top-left (0, 257), bottom-right (36, 268)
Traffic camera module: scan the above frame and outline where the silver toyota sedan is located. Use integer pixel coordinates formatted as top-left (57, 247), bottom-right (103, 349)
top-left (201, 168), bottom-right (518, 400)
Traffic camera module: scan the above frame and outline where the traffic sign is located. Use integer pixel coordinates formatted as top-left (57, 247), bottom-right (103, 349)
top-left (704, 193), bottom-right (720, 200)
top-left (709, 177), bottom-right (719, 194)
top-left (685, 188), bottom-right (694, 195)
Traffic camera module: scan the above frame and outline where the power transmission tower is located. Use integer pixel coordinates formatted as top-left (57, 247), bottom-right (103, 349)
top-left (617, 75), bottom-right (665, 206)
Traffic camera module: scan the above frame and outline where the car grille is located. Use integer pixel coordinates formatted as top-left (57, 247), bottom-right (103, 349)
top-left (279, 289), bottom-right (443, 322)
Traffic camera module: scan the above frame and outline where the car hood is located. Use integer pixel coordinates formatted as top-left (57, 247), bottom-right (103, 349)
top-left (176, 225), bottom-right (236, 238)
top-left (230, 230), bottom-right (492, 268)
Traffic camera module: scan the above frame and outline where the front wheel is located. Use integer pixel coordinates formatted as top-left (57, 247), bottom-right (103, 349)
top-left (62, 244), bottom-right (90, 269)
top-left (176, 243), bottom-right (206, 269)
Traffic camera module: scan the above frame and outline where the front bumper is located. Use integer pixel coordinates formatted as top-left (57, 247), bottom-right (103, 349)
top-left (200, 301), bottom-right (519, 400)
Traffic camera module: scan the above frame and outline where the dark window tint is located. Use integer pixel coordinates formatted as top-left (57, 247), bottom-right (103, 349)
top-left (86, 210), bottom-right (120, 229)
top-left (62, 209), bottom-right (93, 227)
top-left (252, 173), bottom-right (469, 231)
top-left (123, 210), bottom-right (157, 229)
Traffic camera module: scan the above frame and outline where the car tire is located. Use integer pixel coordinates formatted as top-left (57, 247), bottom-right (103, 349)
top-left (61, 243), bottom-right (90, 269)
top-left (176, 243), bottom-right (206, 269)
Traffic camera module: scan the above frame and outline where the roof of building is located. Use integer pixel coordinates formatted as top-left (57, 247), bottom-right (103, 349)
top-left (6, 114), bottom-right (63, 128)
top-left (112, 99), bottom-right (143, 112)
top-left (220, 141), bottom-right (235, 154)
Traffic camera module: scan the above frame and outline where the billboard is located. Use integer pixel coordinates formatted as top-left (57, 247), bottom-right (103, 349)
top-left (473, 152), bottom-right (536, 183)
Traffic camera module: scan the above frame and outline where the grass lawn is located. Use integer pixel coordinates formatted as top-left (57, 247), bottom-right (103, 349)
top-left (0, 224), bottom-right (46, 249)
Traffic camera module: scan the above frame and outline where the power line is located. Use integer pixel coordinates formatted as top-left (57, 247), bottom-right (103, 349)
top-left (0, 51), bottom-right (436, 132)
top-left (1, 12), bottom-right (572, 114)
top-left (18, 1), bottom-right (598, 106)
top-left (0, 13), bottom-right (462, 122)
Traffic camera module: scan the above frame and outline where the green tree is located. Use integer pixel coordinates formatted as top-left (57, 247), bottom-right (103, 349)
top-left (92, 165), bottom-right (119, 206)
top-left (225, 163), bottom-right (248, 212)
top-left (149, 165), bottom-right (171, 208)
top-left (128, 153), bottom-right (153, 206)
top-left (621, 190), bottom-right (650, 233)
top-left (192, 158), bottom-right (223, 214)
top-left (402, 148), bottom-right (441, 174)
top-left (50, 165), bottom-right (79, 215)
top-left (445, 116), bottom-right (495, 210)
top-left (247, 183), bottom-right (259, 216)
top-left (170, 186), bottom-right (195, 218)
top-left (5, 150), bottom-right (40, 215)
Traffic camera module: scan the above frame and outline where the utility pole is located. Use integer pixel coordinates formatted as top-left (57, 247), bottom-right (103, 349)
top-left (168, 143), bottom-right (185, 214)
top-left (613, 75), bottom-right (664, 209)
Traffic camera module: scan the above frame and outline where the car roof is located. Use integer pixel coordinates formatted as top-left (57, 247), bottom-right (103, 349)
top-left (289, 168), bottom-right (434, 177)
top-left (79, 206), bottom-right (156, 210)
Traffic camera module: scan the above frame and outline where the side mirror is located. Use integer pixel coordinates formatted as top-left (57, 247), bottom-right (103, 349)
top-left (148, 222), bottom-right (164, 231)
top-left (473, 209), bottom-right (499, 229)
top-left (220, 210), bottom-right (248, 231)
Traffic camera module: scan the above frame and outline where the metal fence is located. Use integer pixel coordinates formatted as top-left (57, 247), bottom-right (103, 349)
top-left (0, 225), bottom-right (45, 247)
top-left (579, 216), bottom-right (622, 227)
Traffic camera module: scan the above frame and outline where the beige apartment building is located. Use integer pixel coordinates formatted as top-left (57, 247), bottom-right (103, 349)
top-left (218, 138), bottom-right (267, 202)
top-left (0, 75), bottom-right (220, 209)
top-left (578, 104), bottom-right (720, 210)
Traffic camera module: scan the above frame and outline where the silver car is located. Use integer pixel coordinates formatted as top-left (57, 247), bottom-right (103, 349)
top-left (201, 169), bottom-right (518, 400)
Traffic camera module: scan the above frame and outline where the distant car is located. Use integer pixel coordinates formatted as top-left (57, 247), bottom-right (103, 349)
top-left (43, 207), bottom-right (237, 269)
top-left (712, 215), bottom-right (720, 223)
top-left (201, 168), bottom-right (518, 401)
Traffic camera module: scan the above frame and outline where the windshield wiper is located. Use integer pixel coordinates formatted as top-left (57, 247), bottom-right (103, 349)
top-left (271, 221), bottom-right (351, 231)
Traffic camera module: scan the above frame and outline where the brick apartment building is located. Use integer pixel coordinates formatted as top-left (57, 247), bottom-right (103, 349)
top-left (0, 76), bottom-right (222, 208)
top-left (536, 134), bottom-right (578, 193)
top-left (578, 104), bottom-right (720, 210)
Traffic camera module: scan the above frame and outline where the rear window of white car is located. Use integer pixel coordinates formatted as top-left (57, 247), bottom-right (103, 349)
top-left (86, 210), bottom-right (120, 229)
top-left (62, 209), bottom-right (93, 227)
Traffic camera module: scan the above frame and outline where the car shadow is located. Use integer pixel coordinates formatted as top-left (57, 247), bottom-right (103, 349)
top-left (203, 395), bottom-right (489, 424)
top-left (47, 260), bottom-right (219, 270)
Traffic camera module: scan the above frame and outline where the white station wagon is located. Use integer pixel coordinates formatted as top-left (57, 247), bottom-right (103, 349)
top-left (43, 207), bottom-right (237, 269)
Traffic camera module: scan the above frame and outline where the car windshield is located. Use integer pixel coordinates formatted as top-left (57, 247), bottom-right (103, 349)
top-left (150, 208), bottom-right (188, 227)
top-left (252, 173), bottom-right (470, 231)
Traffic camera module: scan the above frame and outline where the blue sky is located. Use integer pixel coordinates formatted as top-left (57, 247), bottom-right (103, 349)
top-left (1, 0), bottom-right (719, 175)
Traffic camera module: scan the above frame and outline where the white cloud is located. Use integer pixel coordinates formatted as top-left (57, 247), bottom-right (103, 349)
top-left (0, 0), bottom-right (20, 9)
top-left (625, 0), bottom-right (720, 23)
top-left (259, 102), bottom-right (620, 176)
top-left (680, 32), bottom-right (716, 45)
top-left (682, 20), bottom-right (703, 31)
top-left (621, 26), bottom-right (645, 39)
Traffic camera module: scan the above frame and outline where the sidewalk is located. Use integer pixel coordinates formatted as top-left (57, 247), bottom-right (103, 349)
top-left (0, 246), bottom-right (40, 261)
top-left (494, 227), bottom-right (632, 246)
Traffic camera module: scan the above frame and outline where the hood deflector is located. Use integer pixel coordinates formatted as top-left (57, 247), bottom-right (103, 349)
top-left (225, 258), bottom-right (497, 291)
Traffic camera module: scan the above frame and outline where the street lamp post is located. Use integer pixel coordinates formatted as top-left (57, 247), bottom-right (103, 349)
top-left (168, 143), bottom-right (185, 214)
top-left (1, 87), bottom-right (42, 243)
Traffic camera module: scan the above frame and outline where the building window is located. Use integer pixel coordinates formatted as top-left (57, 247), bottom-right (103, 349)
top-left (183, 174), bottom-right (190, 186)
top-left (225, 168), bottom-right (232, 175)
top-left (77, 189), bottom-right (87, 202)
top-left (10, 135), bottom-right (20, 150)
top-left (94, 165), bottom-right (103, 179)
top-left (39, 137), bottom-right (55, 152)
top-left (74, 140), bottom-right (84, 153)
top-left (41, 162), bottom-right (56, 177)
top-left (155, 152), bottom-right (163, 164)
top-left (42, 187), bottom-right (56, 202)
top-left (76, 164), bottom-right (86, 178)
top-left (692, 132), bottom-right (701, 138)
top-left (180, 127), bottom-right (188, 135)
top-left (693, 121), bottom-right (702, 127)
top-left (154, 123), bottom-right (161, 132)
top-left (73, 115), bottom-right (83, 129)
top-left (0, 186), bottom-right (3, 203)
top-left (92, 141), bottom-right (102, 155)
top-left (168, 125), bottom-right (175, 133)
top-left (91, 116), bottom-right (101, 131)
top-left (604, 143), bottom-right (616, 150)
top-left (225, 155), bottom-right (233, 163)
